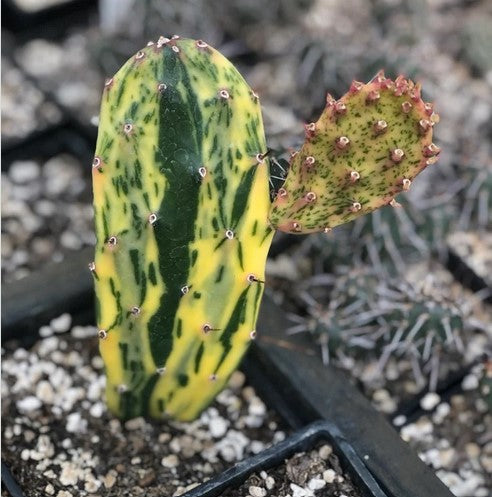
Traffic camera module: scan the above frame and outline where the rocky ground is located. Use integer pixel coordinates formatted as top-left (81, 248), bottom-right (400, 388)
top-left (1, 155), bottom-right (94, 283)
top-left (1, 318), bottom-right (287, 497)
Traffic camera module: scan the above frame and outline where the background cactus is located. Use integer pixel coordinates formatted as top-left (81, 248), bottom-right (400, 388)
top-left (296, 193), bottom-right (455, 278)
top-left (93, 37), bottom-right (439, 421)
top-left (285, 264), bottom-right (489, 391)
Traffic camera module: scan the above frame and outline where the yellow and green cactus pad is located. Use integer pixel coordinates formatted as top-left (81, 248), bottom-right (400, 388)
top-left (92, 37), bottom-right (273, 421)
top-left (268, 72), bottom-right (441, 234)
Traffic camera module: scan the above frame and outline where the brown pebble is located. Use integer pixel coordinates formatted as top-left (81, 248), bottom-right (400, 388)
top-left (116, 463), bottom-right (126, 474)
top-left (139, 469), bottom-right (156, 487)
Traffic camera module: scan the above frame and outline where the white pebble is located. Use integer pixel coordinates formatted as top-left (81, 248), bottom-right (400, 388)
top-left (437, 469), bottom-right (484, 497)
top-left (13, 348), bottom-right (28, 360)
top-left (124, 416), bottom-right (146, 430)
top-left (218, 445), bottom-right (235, 462)
top-left (209, 416), bottom-right (228, 438)
top-left (17, 395), bottom-right (42, 413)
top-left (102, 470), bottom-right (117, 489)
top-left (61, 438), bottom-right (72, 449)
top-left (59, 462), bottom-right (80, 486)
top-left (66, 412), bottom-right (87, 433)
top-left (71, 325), bottom-right (97, 339)
top-left (372, 388), bottom-right (397, 413)
top-left (393, 415), bottom-right (407, 427)
top-left (439, 448), bottom-right (456, 467)
top-left (50, 313), bottom-right (72, 334)
top-left (318, 444), bottom-right (332, 459)
top-left (39, 325), bottom-right (54, 338)
top-left (60, 231), bottom-right (82, 251)
top-left (420, 392), bottom-right (440, 411)
top-left (250, 440), bottom-right (265, 454)
top-left (158, 432), bottom-right (171, 444)
top-left (249, 485), bottom-right (267, 497)
top-left (248, 397), bottom-right (267, 417)
top-left (56, 491), bottom-right (73, 497)
top-left (24, 430), bottom-right (35, 442)
top-left (36, 434), bottom-right (54, 458)
top-left (462, 374), bottom-right (479, 391)
top-left (433, 402), bottom-right (451, 424)
top-left (34, 199), bottom-right (56, 217)
top-left (89, 402), bottom-right (105, 418)
top-left (401, 419), bottom-right (433, 442)
top-left (161, 454), bottom-right (179, 468)
top-left (308, 477), bottom-right (326, 490)
top-left (244, 414), bottom-right (264, 428)
top-left (465, 442), bottom-right (480, 459)
top-left (84, 479), bottom-right (101, 493)
top-left (265, 476), bottom-right (275, 490)
top-left (290, 483), bottom-right (312, 497)
top-left (227, 370), bottom-right (246, 389)
top-left (217, 429), bottom-right (249, 462)
top-left (323, 469), bottom-right (336, 483)
top-left (9, 160), bottom-right (41, 184)
top-left (421, 448), bottom-right (442, 469)
top-left (45, 483), bottom-right (55, 495)
top-left (36, 380), bottom-right (55, 404)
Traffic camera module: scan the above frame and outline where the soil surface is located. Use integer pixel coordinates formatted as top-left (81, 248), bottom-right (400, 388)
top-left (223, 444), bottom-right (363, 497)
top-left (400, 370), bottom-right (491, 497)
top-left (2, 322), bottom-right (287, 497)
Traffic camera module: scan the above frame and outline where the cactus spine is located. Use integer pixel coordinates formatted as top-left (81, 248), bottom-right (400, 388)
top-left (93, 37), bottom-right (439, 421)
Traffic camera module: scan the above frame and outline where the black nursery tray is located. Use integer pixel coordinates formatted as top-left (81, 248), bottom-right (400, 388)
top-left (1, 250), bottom-right (454, 497)
top-left (2, 0), bottom-right (97, 39)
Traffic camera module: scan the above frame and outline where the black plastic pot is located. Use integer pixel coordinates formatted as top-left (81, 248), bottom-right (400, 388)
top-left (2, 121), bottom-right (95, 173)
top-left (182, 420), bottom-right (386, 497)
top-left (1, 250), bottom-right (454, 497)
top-left (1, 0), bottom-right (98, 39)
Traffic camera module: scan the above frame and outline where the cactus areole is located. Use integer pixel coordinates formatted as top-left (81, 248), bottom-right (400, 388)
top-left (92, 36), bottom-right (440, 421)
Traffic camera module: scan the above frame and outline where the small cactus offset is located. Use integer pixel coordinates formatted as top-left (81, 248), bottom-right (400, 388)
top-left (269, 72), bottom-right (440, 233)
top-left (92, 37), bottom-right (440, 421)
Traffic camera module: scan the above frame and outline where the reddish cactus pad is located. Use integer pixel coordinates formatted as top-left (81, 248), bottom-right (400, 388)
top-left (268, 72), bottom-right (440, 234)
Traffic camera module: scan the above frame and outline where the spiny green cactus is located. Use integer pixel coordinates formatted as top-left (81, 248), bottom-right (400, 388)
top-left (287, 266), bottom-right (471, 390)
top-left (92, 36), bottom-right (440, 421)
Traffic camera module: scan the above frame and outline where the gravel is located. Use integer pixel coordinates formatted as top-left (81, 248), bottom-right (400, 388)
top-left (15, 34), bottom-right (104, 125)
top-left (1, 154), bottom-right (94, 282)
top-left (1, 320), bottom-right (286, 497)
top-left (401, 364), bottom-right (491, 496)
top-left (1, 57), bottom-right (62, 144)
